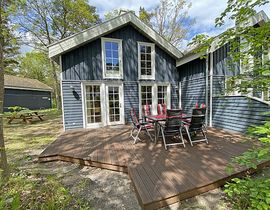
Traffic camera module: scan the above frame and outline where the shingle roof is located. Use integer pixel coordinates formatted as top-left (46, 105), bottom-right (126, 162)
top-left (4, 75), bottom-right (53, 92)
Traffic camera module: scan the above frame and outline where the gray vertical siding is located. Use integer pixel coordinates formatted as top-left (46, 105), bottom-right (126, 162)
top-left (213, 43), bottom-right (240, 76)
top-left (62, 39), bottom-right (103, 80)
top-left (61, 24), bottom-right (178, 83)
top-left (124, 81), bottom-right (139, 122)
top-left (180, 77), bottom-right (206, 114)
top-left (61, 24), bottom-right (179, 129)
top-left (4, 88), bottom-right (52, 111)
top-left (178, 58), bottom-right (206, 114)
top-left (212, 96), bottom-right (270, 133)
top-left (171, 84), bottom-right (179, 109)
top-left (62, 81), bottom-right (84, 130)
top-left (177, 42), bottom-right (269, 133)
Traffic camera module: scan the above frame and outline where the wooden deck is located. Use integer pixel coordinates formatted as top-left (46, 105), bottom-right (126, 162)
top-left (39, 126), bottom-right (270, 210)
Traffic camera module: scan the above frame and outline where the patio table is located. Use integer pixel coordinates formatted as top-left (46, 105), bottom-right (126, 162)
top-left (145, 113), bottom-right (189, 143)
top-left (7, 111), bottom-right (44, 124)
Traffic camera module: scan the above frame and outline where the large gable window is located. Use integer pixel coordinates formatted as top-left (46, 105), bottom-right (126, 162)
top-left (101, 38), bottom-right (123, 79)
top-left (138, 42), bottom-right (155, 80)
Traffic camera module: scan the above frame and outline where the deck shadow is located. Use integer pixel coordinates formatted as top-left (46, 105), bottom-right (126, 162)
top-left (39, 126), bottom-right (270, 210)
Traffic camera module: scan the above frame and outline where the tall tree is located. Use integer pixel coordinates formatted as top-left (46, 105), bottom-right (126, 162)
top-left (152, 0), bottom-right (194, 48)
top-left (14, 0), bottom-right (100, 109)
top-left (104, 7), bottom-right (153, 25)
top-left (2, 22), bottom-right (20, 75)
top-left (104, 9), bottom-right (134, 20)
top-left (139, 7), bottom-right (154, 25)
top-left (18, 51), bottom-right (52, 84)
top-left (0, 0), bottom-right (15, 178)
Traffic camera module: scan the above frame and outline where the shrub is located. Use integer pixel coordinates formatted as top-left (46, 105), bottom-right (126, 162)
top-left (224, 177), bottom-right (270, 210)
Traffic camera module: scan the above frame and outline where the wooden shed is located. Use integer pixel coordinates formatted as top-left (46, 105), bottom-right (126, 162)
top-left (4, 75), bottom-right (53, 111)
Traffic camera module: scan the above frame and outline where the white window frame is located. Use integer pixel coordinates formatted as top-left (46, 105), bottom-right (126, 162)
top-left (156, 83), bottom-right (171, 109)
top-left (138, 42), bottom-right (155, 80)
top-left (101, 37), bottom-right (123, 79)
top-left (139, 82), bottom-right (171, 117)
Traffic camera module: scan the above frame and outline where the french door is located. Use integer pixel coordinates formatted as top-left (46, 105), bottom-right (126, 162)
top-left (106, 84), bottom-right (124, 125)
top-left (84, 84), bottom-right (104, 128)
top-left (84, 83), bottom-right (123, 128)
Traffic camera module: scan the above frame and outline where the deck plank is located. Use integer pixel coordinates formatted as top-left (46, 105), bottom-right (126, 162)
top-left (39, 126), bottom-right (270, 210)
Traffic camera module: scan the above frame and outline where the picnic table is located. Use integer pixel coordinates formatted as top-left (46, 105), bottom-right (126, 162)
top-left (7, 110), bottom-right (44, 124)
top-left (145, 113), bottom-right (190, 143)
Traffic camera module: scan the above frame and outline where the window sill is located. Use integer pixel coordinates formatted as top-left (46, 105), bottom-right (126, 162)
top-left (139, 76), bottom-right (155, 80)
top-left (104, 75), bottom-right (123, 79)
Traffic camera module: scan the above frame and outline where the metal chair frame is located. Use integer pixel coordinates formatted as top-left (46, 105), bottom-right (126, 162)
top-left (158, 109), bottom-right (189, 150)
top-left (184, 114), bottom-right (208, 146)
top-left (130, 108), bottom-right (154, 144)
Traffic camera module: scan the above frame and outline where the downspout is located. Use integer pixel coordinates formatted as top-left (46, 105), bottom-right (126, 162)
top-left (205, 54), bottom-right (209, 126)
top-left (179, 81), bottom-right (182, 109)
top-left (209, 51), bottom-right (214, 127)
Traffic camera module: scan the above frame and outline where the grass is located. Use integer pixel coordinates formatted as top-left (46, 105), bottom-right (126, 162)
top-left (3, 109), bottom-right (62, 167)
top-left (1, 109), bottom-right (92, 209)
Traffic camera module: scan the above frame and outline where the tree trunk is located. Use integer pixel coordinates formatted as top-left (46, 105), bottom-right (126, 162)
top-left (50, 60), bottom-right (61, 110)
top-left (0, 0), bottom-right (9, 178)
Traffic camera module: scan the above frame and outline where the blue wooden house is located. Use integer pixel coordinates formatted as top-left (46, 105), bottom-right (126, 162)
top-left (48, 11), bottom-right (270, 132)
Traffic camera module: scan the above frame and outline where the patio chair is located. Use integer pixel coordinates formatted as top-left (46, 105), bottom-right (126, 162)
top-left (184, 113), bottom-right (208, 146)
top-left (159, 109), bottom-right (187, 150)
top-left (130, 108), bottom-right (154, 144)
top-left (142, 104), bottom-right (154, 123)
top-left (184, 108), bottom-right (207, 133)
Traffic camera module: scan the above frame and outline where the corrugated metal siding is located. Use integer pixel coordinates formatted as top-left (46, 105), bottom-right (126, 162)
top-left (212, 96), bottom-right (270, 133)
top-left (4, 88), bottom-right (52, 111)
top-left (178, 58), bottom-right (206, 114)
top-left (62, 81), bottom-right (84, 130)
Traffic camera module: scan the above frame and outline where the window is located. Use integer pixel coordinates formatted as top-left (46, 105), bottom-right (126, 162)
top-left (139, 83), bottom-right (171, 116)
top-left (102, 38), bottom-right (123, 79)
top-left (141, 85), bottom-right (153, 106)
top-left (157, 85), bottom-right (168, 104)
top-left (138, 42), bottom-right (155, 79)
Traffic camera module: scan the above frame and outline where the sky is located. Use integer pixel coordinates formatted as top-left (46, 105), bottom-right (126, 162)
top-left (20, 0), bottom-right (270, 53)
top-left (90, 0), bottom-right (270, 49)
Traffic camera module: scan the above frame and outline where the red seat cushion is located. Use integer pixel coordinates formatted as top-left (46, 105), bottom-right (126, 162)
top-left (157, 104), bottom-right (162, 115)
top-left (162, 104), bottom-right (167, 115)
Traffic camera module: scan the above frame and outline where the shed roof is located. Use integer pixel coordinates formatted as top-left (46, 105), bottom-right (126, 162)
top-left (48, 12), bottom-right (183, 61)
top-left (4, 75), bottom-right (53, 92)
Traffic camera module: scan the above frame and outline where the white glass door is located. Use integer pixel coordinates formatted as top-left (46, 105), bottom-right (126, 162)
top-left (85, 84), bottom-right (103, 127)
top-left (106, 84), bottom-right (124, 125)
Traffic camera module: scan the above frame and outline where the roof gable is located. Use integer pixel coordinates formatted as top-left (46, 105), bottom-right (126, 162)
top-left (48, 12), bottom-right (183, 60)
